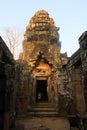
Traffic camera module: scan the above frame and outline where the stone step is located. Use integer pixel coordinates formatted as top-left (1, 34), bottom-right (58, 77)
top-left (32, 103), bottom-right (54, 108)
top-left (28, 102), bottom-right (58, 117)
top-left (28, 111), bottom-right (58, 117)
top-left (31, 107), bottom-right (56, 111)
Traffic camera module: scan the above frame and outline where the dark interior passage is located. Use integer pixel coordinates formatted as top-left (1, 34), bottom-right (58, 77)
top-left (36, 80), bottom-right (48, 102)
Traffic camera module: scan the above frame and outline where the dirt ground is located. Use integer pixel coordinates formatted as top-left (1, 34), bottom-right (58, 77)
top-left (15, 117), bottom-right (70, 130)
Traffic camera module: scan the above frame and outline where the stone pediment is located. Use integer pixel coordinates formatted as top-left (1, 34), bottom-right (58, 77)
top-left (30, 55), bottom-right (52, 77)
top-left (36, 60), bottom-right (51, 70)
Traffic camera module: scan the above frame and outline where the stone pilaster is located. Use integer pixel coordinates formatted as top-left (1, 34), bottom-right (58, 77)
top-left (79, 31), bottom-right (87, 110)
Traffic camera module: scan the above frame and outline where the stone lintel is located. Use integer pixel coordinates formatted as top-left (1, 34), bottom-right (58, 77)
top-left (36, 76), bottom-right (48, 80)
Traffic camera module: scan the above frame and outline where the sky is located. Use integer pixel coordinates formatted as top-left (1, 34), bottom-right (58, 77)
top-left (0, 0), bottom-right (87, 59)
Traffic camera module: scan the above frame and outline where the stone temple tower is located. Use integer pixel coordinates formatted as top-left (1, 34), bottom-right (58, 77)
top-left (22, 10), bottom-right (61, 102)
top-left (16, 10), bottom-right (72, 115)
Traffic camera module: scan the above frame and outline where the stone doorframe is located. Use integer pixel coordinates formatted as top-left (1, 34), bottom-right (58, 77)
top-left (33, 76), bottom-right (48, 103)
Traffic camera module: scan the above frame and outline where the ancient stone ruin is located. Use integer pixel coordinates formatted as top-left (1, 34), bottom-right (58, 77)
top-left (15, 10), bottom-right (87, 129)
top-left (0, 10), bottom-right (87, 130)
top-left (15, 10), bottom-right (72, 115)
top-left (16, 10), bottom-right (87, 116)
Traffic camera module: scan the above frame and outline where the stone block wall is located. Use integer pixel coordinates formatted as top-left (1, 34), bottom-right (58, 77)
top-left (0, 37), bottom-right (15, 130)
top-left (15, 60), bottom-right (32, 115)
top-left (79, 31), bottom-right (87, 110)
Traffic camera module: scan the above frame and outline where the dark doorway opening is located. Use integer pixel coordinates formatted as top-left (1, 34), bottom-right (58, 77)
top-left (36, 80), bottom-right (48, 102)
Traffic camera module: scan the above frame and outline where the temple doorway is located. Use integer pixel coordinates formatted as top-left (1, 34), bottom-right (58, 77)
top-left (36, 80), bottom-right (48, 102)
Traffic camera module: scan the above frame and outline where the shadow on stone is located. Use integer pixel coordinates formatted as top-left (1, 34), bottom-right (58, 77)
top-left (15, 124), bottom-right (24, 130)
